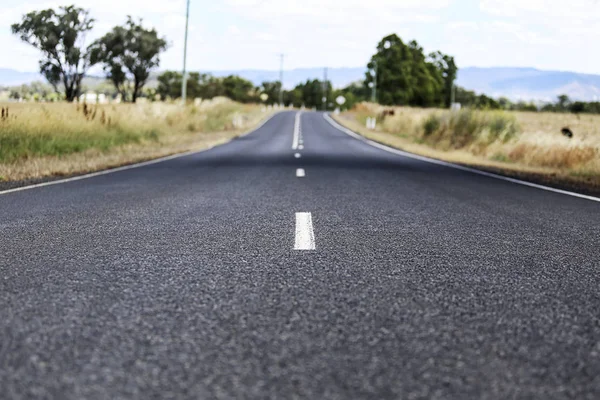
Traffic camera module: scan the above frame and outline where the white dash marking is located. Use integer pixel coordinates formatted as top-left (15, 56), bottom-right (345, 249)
top-left (298, 144), bottom-right (304, 150)
top-left (294, 153), bottom-right (301, 158)
top-left (292, 111), bottom-right (302, 150)
top-left (294, 212), bottom-right (315, 250)
top-left (296, 168), bottom-right (305, 177)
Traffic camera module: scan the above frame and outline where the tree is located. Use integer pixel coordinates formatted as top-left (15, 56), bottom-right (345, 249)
top-left (364, 34), bottom-right (458, 108)
top-left (91, 17), bottom-right (167, 102)
top-left (259, 81), bottom-right (282, 105)
top-left (11, 5), bottom-right (95, 102)
top-left (557, 94), bottom-right (570, 111)
top-left (570, 101), bottom-right (586, 114)
top-left (366, 34), bottom-right (413, 105)
top-left (335, 81), bottom-right (368, 110)
top-left (291, 79), bottom-right (332, 109)
top-left (428, 51), bottom-right (457, 107)
top-left (408, 40), bottom-right (442, 107)
top-left (222, 75), bottom-right (256, 103)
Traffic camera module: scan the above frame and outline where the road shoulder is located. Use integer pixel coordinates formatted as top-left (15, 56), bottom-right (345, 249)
top-left (329, 112), bottom-right (600, 198)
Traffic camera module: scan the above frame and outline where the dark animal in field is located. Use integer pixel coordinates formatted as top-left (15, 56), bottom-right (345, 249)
top-left (380, 109), bottom-right (395, 119)
top-left (561, 127), bottom-right (573, 138)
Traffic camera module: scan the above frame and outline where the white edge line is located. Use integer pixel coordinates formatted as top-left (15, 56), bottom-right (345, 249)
top-left (323, 113), bottom-right (600, 203)
top-left (0, 111), bottom-right (283, 196)
top-left (294, 212), bottom-right (315, 250)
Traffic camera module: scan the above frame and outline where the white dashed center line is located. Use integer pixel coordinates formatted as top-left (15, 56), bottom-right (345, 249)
top-left (292, 112), bottom-right (302, 150)
top-left (295, 153), bottom-right (301, 158)
top-left (294, 212), bottom-right (316, 250)
top-left (296, 168), bottom-right (305, 177)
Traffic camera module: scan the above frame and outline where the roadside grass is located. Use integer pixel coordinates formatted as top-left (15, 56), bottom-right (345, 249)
top-left (335, 102), bottom-right (600, 189)
top-left (0, 98), bottom-right (269, 181)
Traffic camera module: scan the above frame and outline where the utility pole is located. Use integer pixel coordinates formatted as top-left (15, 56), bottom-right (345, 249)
top-left (181, 0), bottom-right (191, 105)
top-left (278, 53), bottom-right (285, 106)
top-left (371, 60), bottom-right (378, 103)
top-left (322, 67), bottom-right (328, 111)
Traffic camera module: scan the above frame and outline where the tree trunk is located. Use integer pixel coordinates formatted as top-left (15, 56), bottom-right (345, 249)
top-left (132, 78), bottom-right (140, 103)
top-left (63, 75), bottom-right (76, 102)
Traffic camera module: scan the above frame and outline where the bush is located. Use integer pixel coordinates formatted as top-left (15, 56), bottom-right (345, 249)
top-left (423, 114), bottom-right (440, 136)
top-left (417, 109), bottom-right (520, 149)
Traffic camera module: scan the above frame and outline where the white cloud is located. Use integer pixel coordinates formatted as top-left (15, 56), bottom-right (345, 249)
top-left (481, 0), bottom-right (600, 19)
top-left (4, 0), bottom-right (600, 76)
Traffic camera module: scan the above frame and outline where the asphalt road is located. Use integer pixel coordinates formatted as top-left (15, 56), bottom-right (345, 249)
top-left (1, 111), bottom-right (599, 399)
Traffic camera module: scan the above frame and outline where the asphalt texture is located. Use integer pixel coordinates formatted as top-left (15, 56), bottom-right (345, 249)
top-left (1, 111), bottom-right (599, 399)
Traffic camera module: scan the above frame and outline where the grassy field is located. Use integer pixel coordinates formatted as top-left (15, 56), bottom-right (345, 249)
top-left (0, 98), bottom-right (270, 181)
top-left (334, 103), bottom-right (600, 191)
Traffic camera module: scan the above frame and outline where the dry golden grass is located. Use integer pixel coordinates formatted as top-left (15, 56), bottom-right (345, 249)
top-left (335, 102), bottom-right (600, 188)
top-left (0, 98), bottom-right (271, 181)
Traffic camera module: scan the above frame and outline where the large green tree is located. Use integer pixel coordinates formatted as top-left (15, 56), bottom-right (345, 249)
top-left (11, 5), bottom-right (95, 102)
top-left (366, 34), bottom-right (413, 106)
top-left (365, 34), bottom-right (457, 107)
top-left (90, 17), bottom-right (167, 102)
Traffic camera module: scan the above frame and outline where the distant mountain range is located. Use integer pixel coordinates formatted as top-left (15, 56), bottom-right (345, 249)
top-left (456, 67), bottom-right (600, 102)
top-left (3, 66), bottom-right (600, 102)
top-left (0, 68), bottom-right (43, 86)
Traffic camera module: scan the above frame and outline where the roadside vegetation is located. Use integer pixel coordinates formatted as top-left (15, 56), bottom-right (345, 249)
top-left (334, 103), bottom-right (600, 190)
top-left (0, 99), bottom-right (269, 181)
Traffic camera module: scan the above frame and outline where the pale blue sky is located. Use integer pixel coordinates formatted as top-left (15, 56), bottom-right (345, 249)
top-left (2, 0), bottom-right (599, 74)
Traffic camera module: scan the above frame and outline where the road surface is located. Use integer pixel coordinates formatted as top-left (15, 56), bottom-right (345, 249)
top-left (1, 111), bottom-right (599, 399)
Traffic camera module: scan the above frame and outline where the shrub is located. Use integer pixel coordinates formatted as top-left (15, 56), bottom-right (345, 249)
top-left (423, 114), bottom-right (441, 136)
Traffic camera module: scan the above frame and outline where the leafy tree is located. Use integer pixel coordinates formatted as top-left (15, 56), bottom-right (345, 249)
top-left (259, 81), bottom-right (282, 105)
top-left (157, 71), bottom-right (203, 100)
top-left (557, 94), bottom-right (570, 111)
top-left (408, 40), bottom-right (442, 107)
top-left (570, 101), bottom-right (586, 114)
top-left (366, 34), bottom-right (413, 105)
top-left (428, 51), bottom-right (457, 107)
top-left (90, 17), bottom-right (167, 102)
top-left (222, 75), bottom-right (256, 103)
top-left (11, 5), bottom-right (95, 102)
top-left (290, 79), bottom-right (332, 109)
top-left (365, 34), bottom-right (457, 107)
top-left (335, 81), bottom-right (368, 110)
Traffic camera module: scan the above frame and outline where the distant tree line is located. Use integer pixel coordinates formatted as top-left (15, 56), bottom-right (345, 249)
top-left (152, 33), bottom-right (457, 109)
top-left (156, 71), bottom-right (350, 109)
top-left (9, 18), bottom-right (600, 115)
top-left (456, 88), bottom-right (600, 114)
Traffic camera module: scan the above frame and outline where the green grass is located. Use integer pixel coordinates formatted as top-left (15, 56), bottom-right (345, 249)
top-left (491, 152), bottom-right (511, 163)
top-left (419, 109), bottom-right (520, 148)
top-left (0, 99), bottom-right (256, 163)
